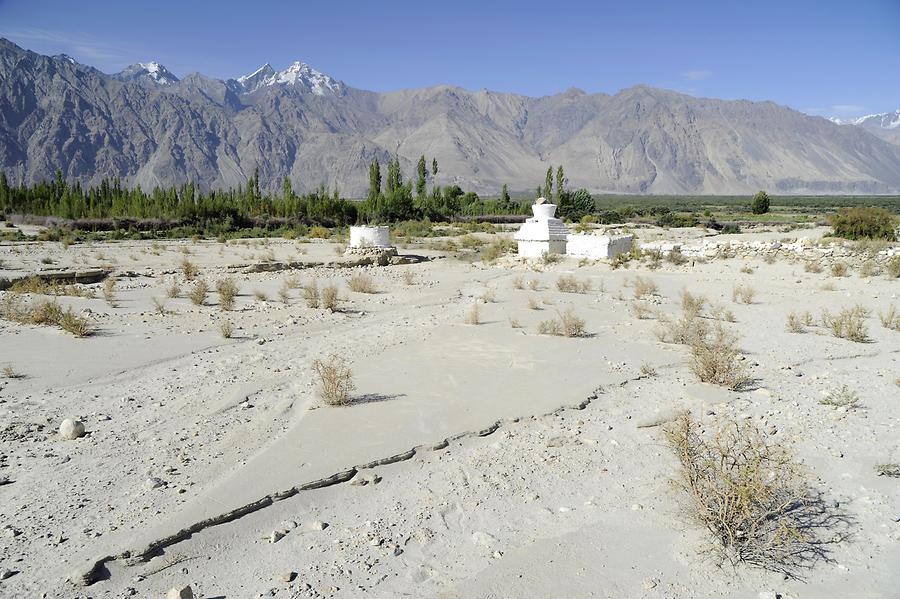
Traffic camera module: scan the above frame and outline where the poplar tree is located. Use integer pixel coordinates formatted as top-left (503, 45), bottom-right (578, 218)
top-left (500, 184), bottom-right (510, 205)
top-left (555, 165), bottom-right (566, 202)
top-left (431, 158), bottom-right (438, 177)
top-left (543, 166), bottom-right (553, 199)
top-left (416, 155), bottom-right (427, 201)
top-left (367, 159), bottom-right (382, 203)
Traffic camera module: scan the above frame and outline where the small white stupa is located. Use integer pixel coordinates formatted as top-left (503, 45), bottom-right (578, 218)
top-left (514, 197), bottom-right (569, 258)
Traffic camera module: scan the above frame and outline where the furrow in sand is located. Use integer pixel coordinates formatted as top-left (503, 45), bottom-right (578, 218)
top-left (70, 382), bottom-right (619, 586)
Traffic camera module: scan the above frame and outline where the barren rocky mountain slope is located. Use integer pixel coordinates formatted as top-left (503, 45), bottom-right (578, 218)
top-left (2, 38), bottom-right (900, 196)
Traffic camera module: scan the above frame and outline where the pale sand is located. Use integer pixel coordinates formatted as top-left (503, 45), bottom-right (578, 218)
top-left (0, 228), bottom-right (898, 598)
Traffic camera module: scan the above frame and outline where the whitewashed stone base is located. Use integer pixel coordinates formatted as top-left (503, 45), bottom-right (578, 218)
top-left (566, 234), bottom-right (634, 259)
top-left (350, 226), bottom-right (391, 248)
top-left (517, 239), bottom-right (567, 258)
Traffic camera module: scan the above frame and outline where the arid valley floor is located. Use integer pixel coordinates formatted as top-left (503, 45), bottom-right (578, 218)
top-left (0, 225), bottom-right (898, 598)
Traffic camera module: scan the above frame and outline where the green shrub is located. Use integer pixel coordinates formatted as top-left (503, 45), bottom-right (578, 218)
top-left (828, 207), bottom-right (897, 241)
top-left (751, 191), bottom-right (770, 215)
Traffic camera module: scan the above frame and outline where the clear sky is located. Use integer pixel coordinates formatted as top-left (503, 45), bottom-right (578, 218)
top-left (1, 0), bottom-right (897, 118)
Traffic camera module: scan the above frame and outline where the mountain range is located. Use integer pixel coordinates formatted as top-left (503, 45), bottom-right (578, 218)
top-left (1, 38), bottom-right (899, 197)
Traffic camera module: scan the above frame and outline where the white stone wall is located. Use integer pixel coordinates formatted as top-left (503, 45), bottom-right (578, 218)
top-left (518, 240), bottom-right (567, 258)
top-left (566, 234), bottom-right (634, 259)
top-left (349, 226), bottom-right (391, 248)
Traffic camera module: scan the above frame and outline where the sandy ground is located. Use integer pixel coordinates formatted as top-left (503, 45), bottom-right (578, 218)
top-left (0, 228), bottom-right (898, 598)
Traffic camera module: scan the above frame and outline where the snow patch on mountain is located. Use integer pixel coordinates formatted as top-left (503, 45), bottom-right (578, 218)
top-left (114, 61), bottom-right (179, 85)
top-left (233, 61), bottom-right (344, 95)
top-left (831, 110), bottom-right (900, 129)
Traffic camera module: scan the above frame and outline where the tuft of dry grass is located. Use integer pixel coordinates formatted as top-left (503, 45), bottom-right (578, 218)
top-left (655, 302), bottom-right (709, 346)
top-left (739, 265), bottom-right (754, 274)
top-left (480, 288), bottom-right (497, 303)
top-left (59, 307), bottom-right (91, 337)
top-left (639, 362), bottom-right (657, 377)
top-left (312, 353), bottom-right (356, 406)
top-left (526, 279), bottom-right (541, 291)
top-left (681, 290), bottom-right (707, 314)
top-left (9, 276), bottom-right (91, 298)
top-left (859, 261), bottom-right (878, 278)
top-left (348, 272), bottom-right (377, 294)
top-left (302, 281), bottom-right (319, 308)
top-left (188, 280), bottom-right (209, 306)
top-left (821, 305), bottom-right (868, 342)
top-left (886, 256), bottom-right (900, 279)
top-left (218, 320), bottom-right (234, 339)
top-left (402, 270), bottom-right (416, 286)
top-left (731, 285), bottom-right (756, 304)
top-left (151, 297), bottom-right (168, 315)
top-left (180, 257), bottom-right (198, 280)
top-left (254, 289), bottom-right (269, 302)
top-left (689, 325), bottom-right (750, 390)
top-left (664, 413), bottom-right (833, 574)
top-left (556, 275), bottom-right (591, 294)
top-left (509, 317), bottom-right (522, 328)
top-left (527, 297), bottom-right (541, 310)
top-left (878, 305), bottom-right (900, 332)
top-left (321, 284), bottom-right (339, 312)
top-left (874, 463), bottom-right (900, 478)
top-left (278, 282), bottom-right (290, 305)
top-left (632, 276), bottom-right (658, 299)
top-left (804, 261), bottom-right (822, 274)
top-left (830, 262), bottom-right (849, 277)
top-left (512, 275), bottom-right (525, 290)
top-left (786, 312), bottom-right (806, 333)
top-left (166, 278), bottom-right (181, 298)
top-left (631, 301), bottom-right (654, 320)
top-left (464, 302), bottom-right (481, 325)
top-left (101, 276), bottom-right (117, 307)
top-left (537, 308), bottom-right (586, 337)
top-left (216, 277), bottom-right (239, 311)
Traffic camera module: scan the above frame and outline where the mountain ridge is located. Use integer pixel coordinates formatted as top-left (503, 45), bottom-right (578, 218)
top-left (1, 38), bottom-right (899, 196)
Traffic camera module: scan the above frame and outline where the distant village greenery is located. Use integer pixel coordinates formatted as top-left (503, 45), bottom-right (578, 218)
top-left (0, 159), bottom-right (897, 241)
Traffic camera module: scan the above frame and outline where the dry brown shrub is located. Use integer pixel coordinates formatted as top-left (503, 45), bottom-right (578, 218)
top-left (278, 283), bottom-right (290, 305)
top-left (480, 288), bottom-right (497, 303)
top-left (402, 271), bottom-right (416, 286)
top-left (218, 320), bottom-right (234, 339)
top-left (633, 276), bottom-right (658, 299)
top-left (254, 289), bottom-right (269, 302)
top-left (188, 280), bottom-right (209, 306)
top-left (886, 256), bottom-right (900, 279)
top-left (348, 272), bottom-right (377, 293)
top-left (216, 277), bottom-right (239, 311)
top-left (655, 302), bottom-right (709, 345)
top-left (166, 278), bottom-right (181, 298)
top-left (302, 281), bottom-right (319, 308)
top-left (689, 325), bottom-right (750, 390)
top-left (312, 353), bottom-right (356, 406)
top-left (151, 297), bottom-right (168, 315)
top-left (821, 305), bottom-right (868, 342)
top-left (804, 261), bottom-right (822, 274)
top-left (631, 301), bottom-right (653, 320)
top-left (526, 279), bottom-right (541, 291)
top-left (59, 307), bottom-right (91, 337)
top-left (464, 302), bottom-right (481, 325)
top-left (180, 258), bottom-right (198, 280)
top-left (878, 305), bottom-right (900, 331)
top-left (102, 276), bottom-right (117, 307)
top-left (819, 385), bottom-right (861, 410)
top-left (321, 284), bottom-right (339, 311)
top-left (664, 414), bottom-right (840, 574)
top-left (537, 308), bottom-right (586, 337)
top-left (786, 312), bottom-right (806, 333)
top-left (681, 290), bottom-right (707, 313)
top-left (830, 262), bottom-right (849, 277)
top-left (556, 275), bottom-right (591, 293)
top-left (731, 285), bottom-right (756, 304)
top-left (512, 275), bottom-right (525, 290)
top-left (527, 297), bottom-right (541, 310)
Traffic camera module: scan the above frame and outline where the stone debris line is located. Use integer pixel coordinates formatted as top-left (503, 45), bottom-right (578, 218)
top-left (641, 237), bottom-right (899, 265)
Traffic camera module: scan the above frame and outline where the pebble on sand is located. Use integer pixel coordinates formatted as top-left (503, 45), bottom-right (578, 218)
top-left (166, 586), bottom-right (194, 599)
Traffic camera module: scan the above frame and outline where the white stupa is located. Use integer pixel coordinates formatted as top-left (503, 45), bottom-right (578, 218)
top-left (514, 198), bottom-right (569, 258)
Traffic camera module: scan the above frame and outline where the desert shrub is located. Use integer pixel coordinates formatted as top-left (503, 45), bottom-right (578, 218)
top-left (633, 276), bottom-right (658, 299)
top-left (655, 302), bottom-right (709, 345)
top-left (218, 320), bottom-right (234, 339)
top-left (312, 353), bottom-right (356, 406)
top-left (151, 297), bottom-right (167, 315)
top-left (786, 312), bottom-right (806, 333)
top-left (308, 226), bottom-right (331, 239)
top-left (465, 302), bottom-right (481, 325)
top-left (541, 251), bottom-right (562, 265)
top-left (278, 282), bottom-right (290, 304)
top-left (739, 265), bottom-right (754, 274)
top-left (480, 288), bottom-right (497, 303)
top-left (526, 279), bottom-right (541, 291)
top-left (879, 305), bottom-right (900, 331)
top-left (166, 278), bottom-right (181, 298)
top-left (886, 256), bottom-right (900, 279)
top-left (188, 280), bottom-right (209, 306)
top-left (216, 277), bottom-right (239, 311)
top-left (59, 307), bottom-right (91, 337)
top-left (527, 297), bottom-right (541, 310)
top-left (101, 276), bottom-right (117, 306)
top-left (302, 282), bottom-right (319, 308)
top-left (180, 258), bottom-right (198, 280)
top-left (318, 284), bottom-right (338, 311)
top-left (731, 285), bottom-right (756, 304)
top-left (402, 271), bottom-right (416, 286)
top-left (644, 250), bottom-right (662, 270)
top-left (859, 261), bottom-right (878, 278)
top-left (1, 365), bottom-right (17, 378)
top-left (689, 326), bottom-right (750, 390)
top-left (803, 261), bottom-right (822, 274)
top-left (829, 262), bottom-right (849, 277)
top-left (556, 275), bottom-right (591, 293)
top-left (9, 277), bottom-right (89, 298)
top-left (874, 463), bottom-right (900, 478)
top-left (666, 250), bottom-right (688, 265)
top-left (631, 301), bottom-right (653, 319)
top-left (828, 207), bottom-right (897, 241)
top-left (639, 362), bottom-right (657, 377)
top-left (819, 385), bottom-right (861, 410)
top-left (681, 290), bottom-right (706, 314)
top-left (664, 414), bottom-right (829, 573)
top-left (348, 272), bottom-right (377, 293)
top-left (254, 289), bottom-right (269, 302)
top-left (511, 275), bottom-right (525, 290)
top-left (709, 304), bottom-right (736, 323)
top-left (751, 190), bottom-right (770, 214)
top-left (480, 238), bottom-right (516, 263)
top-left (822, 305), bottom-right (868, 342)
top-left (30, 299), bottom-right (63, 325)
top-left (537, 308), bottom-right (586, 338)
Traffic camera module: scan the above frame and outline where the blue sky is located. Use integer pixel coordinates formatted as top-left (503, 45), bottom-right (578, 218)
top-left (1, 0), bottom-right (897, 118)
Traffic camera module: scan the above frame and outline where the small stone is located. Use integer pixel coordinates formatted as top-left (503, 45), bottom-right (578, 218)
top-left (757, 593), bottom-right (779, 599)
top-left (0, 568), bottom-right (14, 580)
top-left (393, 546), bottom-right (404, 556)
top-left (306, 521), bottom-right (328, 531)
top-left (280, 571), bottom-right (297, 583)
top-left (631, 503), bottom-right (644, 511)
top-left (642, 578), bottom-right (658, 590)
top-left (166, 587), bottom-right (194, 599)
top-left (269, 531), bottom-right (285, 543)
top-left (145, 477), bottom-right (165, 489)
top-left (59, 419), bottom-right (85, 440)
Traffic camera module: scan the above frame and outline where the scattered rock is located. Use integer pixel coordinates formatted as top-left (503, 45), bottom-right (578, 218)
top-left (306, 521), bottom-right (328, 531)
top-left (166, 586), bottom-right (194, 599)
top-left (280, 571), bottom-right (297, 583)
top-left (0, 568), bottom-right (14, 580)
top-left (145, 477), bottom-right (165, 490)
top-left (350, 471), bottom-right (382, 486)
top-left (58, 419), bottom-right (85, 440)
top-left (642, 577), bottom-right (659, 590)
top-left (269, 531), bottom-right (284, 543)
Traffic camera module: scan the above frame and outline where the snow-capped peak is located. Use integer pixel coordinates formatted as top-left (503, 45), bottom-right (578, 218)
top-left (233, 60), bottom-right (344, 96)
top-left (53, 53), bottom-right (77, 65)
top-left (831, 110), bottom-right (900, 130)
top-left (114, 61), bottom-right (179, 86)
